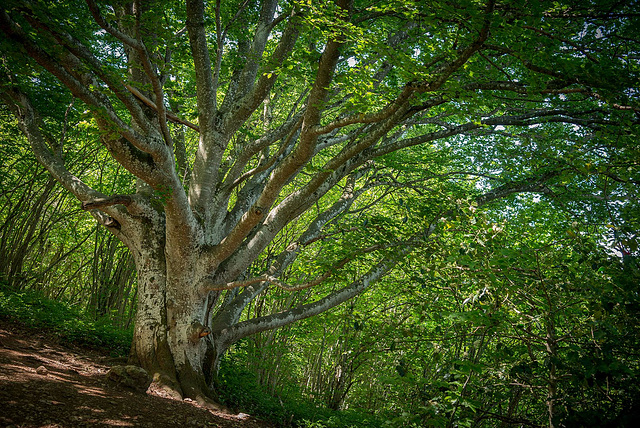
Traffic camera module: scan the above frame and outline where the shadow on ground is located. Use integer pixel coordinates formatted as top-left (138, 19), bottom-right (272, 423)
top-left (0, 323), bottom-right (272, 428)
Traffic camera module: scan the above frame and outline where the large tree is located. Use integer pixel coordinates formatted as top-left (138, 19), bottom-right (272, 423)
top-left (1, 0), bottom-right (637, 407)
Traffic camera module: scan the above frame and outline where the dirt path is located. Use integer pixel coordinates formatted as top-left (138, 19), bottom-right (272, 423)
top-left (0, 322), bottom-right (275, 428)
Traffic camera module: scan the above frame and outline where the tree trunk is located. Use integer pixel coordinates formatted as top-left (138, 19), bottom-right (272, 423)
top-left (128, 239), bottom-right (180, 396)
top-left (126, 226), bottom-right (230, 408)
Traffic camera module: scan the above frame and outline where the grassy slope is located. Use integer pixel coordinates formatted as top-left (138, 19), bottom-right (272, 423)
top-left (0, 283), bottom-right (132, 356)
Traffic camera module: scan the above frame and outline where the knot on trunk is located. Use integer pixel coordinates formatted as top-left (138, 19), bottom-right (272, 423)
top-left (188, 321), bottom-right (211, 343)
top-left (103, 216), bottom-right (121, 229)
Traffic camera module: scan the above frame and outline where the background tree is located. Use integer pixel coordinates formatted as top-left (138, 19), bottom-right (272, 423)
top-left (1, 0), bottom-right (638, 410)
top-left (0, 110), bottom-right (137, 327)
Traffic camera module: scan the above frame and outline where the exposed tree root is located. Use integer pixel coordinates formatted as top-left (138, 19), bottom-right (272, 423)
top-left (178, 361), bottom-right (232, 414)
top-left (153, 371), bottom-right (184, 400)
top-left (194, 394), bottom-right (232, 414)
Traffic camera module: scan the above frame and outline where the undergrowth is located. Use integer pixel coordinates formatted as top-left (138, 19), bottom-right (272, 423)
top-left (0, 280), bottom-right (132, 356)
top-left (217, 355), bottom-right (384, 428)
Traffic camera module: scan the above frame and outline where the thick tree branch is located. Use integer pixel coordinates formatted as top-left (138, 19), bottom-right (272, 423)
top-left (209, 172), bottom-right (366, 327)
top-left (220, 0), bottom-right (278, 112)
top-left (227, 117), bottom-right (303, 191)
top-left (210, 115), bottom-right (404, 280)
top-left (0, 10), bottom-right (164, 160)
top-left (0, 87), bottom-right (140, 234)
top-left (125, 84), bottom-right (200, 132)
top-left (214, 231), bottom-right (421, 344)
top-left (186, 0), bottom-right (216, 128)
top-left (225, 9), bottom-right (300, 133)
top-left (206, 0), bottom-right (352, 265)
top-left (18, 12), bottom-right (154, 136)
top-left (81, 195), bottom-right (134, 211)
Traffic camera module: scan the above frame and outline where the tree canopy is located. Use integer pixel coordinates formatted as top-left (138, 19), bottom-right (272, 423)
top-left (1, 0), bottom-right (639, 425)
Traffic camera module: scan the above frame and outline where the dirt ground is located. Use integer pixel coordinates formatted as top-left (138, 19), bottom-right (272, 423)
top-left (0, 322), bottom-right (276, 428)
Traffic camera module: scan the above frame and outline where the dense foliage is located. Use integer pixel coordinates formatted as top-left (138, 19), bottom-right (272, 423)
top-left (1, 0), bottom-right (639, 426)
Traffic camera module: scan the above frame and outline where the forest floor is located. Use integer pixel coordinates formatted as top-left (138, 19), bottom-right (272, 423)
top-left (0, 322), bottom-right (275, 428)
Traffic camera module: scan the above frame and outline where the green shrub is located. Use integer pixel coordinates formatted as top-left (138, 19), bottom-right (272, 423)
top-left (0, 283), bottom-right (132, 356)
